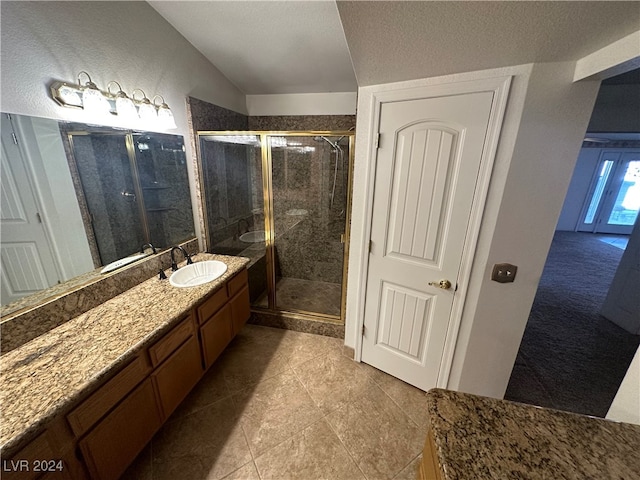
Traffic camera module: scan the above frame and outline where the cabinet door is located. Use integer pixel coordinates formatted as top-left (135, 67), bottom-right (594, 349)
top-left (79, 378), bottom-right (162, 480)
top-left (151, 335), bottom-right (203, 419)
top-left (200, 304), bottom-right (233, 369)
top-left (230, 286), bottom-right (250, 336)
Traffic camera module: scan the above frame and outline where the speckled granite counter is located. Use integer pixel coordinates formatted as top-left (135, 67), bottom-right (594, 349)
top-left (0, 254), bottom-right (249, 455)
top-left (425, 388), bottom-right (640, 479)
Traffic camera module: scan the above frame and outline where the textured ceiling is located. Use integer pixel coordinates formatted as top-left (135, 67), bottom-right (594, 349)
top-left (149, 1), bottom-right (639, 95)
top-left (337, 1), bottom-right (640, 86)
top-left (148, 1), bottom-right (357, 95)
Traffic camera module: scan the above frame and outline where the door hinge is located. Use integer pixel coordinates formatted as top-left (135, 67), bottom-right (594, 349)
top-left (374, 133), bottom-right (380, 149)
top-left (340, 233), bottom-right (345, 244)
top-left (35, 212), bottom-right (42, 223)
top-left (11, 132), bottom-right (18, 145)
top-left (369, 240), bottom-right (373, 254)
top-left (362, 324), bottom-right (366, 336)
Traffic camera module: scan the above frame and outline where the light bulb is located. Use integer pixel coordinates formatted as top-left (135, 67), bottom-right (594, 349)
top-left (115, 95), bottom-right (139, 121)
top-left (157, 105), bottom-right (177, 129)
top-left (82, 84), bottom-right (110, 116)
top-left (138, 101), bottom-right (157, 122)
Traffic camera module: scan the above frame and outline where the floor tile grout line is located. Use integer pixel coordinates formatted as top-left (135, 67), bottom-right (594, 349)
top-left (391, 452), bottom-right (422, 480)
top-left (323, 406), bottom-right (371, 480)
top-left (362, 366), bottom-right (424, 429)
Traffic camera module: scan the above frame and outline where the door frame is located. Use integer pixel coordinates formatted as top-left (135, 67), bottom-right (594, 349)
top-left (352, 76), bottom-right (511, 387)
top-left (577, 150), bottom-right (640, 234)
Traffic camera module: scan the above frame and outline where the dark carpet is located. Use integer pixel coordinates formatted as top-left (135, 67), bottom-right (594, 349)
top-left (504, 231), bottom-right (640, 418)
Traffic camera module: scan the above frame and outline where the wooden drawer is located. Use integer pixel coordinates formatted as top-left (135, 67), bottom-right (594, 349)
top-left (148, 315), bottom-right (194, 367)
top-left (67, 354), bottom-right (150, 437)
top-left (79, 378), bottom-right (162, 480)
top-left (200, 304), bottom-right (233, 369)
top-left (227, 269), bottom-right (248, 298)
top-left (1, 432), bottom-right (55, 480)
top-left (151, 335), bottom-right (203, 420)
top-left (230, 286), bottom-right (251, 336)
top-left (196, 287), bottom-right (228, 325)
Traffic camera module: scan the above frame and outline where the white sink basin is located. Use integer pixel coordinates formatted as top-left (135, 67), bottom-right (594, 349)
top-left (239, 230), bottom-right (265, 243)
top-left (169, 260), bottom-right (227, 288)
top-left (100, 253), bottom-right (149, 274)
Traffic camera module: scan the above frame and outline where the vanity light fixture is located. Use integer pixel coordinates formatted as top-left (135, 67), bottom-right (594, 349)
top-left (49, 72), bottom-right (177, 129)
top-left (78, 71), bottom-right (111, 117)
top-left (153, 95), bottom-right (177, 130)
top-left (107, 81), bottom-right (138, 121)
top-left (132, 89), bottom-right (157, 123)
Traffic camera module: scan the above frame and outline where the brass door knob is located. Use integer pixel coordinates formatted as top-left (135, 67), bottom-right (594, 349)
top-left (428, 279), bottom-right (452, 290)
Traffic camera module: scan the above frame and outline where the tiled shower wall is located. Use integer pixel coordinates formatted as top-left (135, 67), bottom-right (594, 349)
top-left (189, 100), bottom-right (356, 286)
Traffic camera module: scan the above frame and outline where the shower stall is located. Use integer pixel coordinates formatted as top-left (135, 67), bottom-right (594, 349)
top-left (197, 132), bottom-right (354, 323)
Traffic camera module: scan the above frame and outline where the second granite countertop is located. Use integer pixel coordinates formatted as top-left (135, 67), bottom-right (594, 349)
top-left (426, 388), bottom-right (640, 479)
top-left (0, 254), bottom-right (249, 454)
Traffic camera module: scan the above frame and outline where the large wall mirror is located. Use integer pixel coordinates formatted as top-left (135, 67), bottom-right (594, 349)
top-left (1, 112), bottom-right (196, 312)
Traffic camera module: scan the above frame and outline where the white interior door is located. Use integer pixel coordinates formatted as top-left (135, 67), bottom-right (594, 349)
top-left (1, 117), bottom-right (60, 305)
top-left (361, 90), bottom-right (494, 391)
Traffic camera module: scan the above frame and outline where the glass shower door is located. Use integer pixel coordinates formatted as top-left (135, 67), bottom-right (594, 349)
top-left (269, 135), bottom-right (349, 318)
top-left (70, 133), bottom-right (146, 265)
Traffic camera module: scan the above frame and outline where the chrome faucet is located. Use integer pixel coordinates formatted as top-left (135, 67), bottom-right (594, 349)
top-left (170, 246), bottom-right (193, 271)
top-left (140, 243), bottom-right (157, 254)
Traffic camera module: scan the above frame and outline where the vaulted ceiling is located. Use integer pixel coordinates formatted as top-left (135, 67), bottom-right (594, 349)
top-left (149, 1), bottom-right (640, 94)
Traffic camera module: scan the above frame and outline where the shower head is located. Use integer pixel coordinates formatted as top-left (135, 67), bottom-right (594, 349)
top-left (313, 135), bottom-right (339, 150)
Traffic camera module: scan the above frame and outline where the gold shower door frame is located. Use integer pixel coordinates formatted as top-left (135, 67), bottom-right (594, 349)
top-left (66, 130), bottom-right (151, 268)
top-left (196, 131), bottom-right (355, 325)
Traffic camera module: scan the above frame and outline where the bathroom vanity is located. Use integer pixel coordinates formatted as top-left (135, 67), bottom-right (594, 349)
top-left (0, 254), bottom-right (250, 480)
top-left (419, 389), bottom-right (640, 479)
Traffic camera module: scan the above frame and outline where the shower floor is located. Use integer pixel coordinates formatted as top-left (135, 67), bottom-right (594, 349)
top-left (255, 277), bottom-right (342, 317)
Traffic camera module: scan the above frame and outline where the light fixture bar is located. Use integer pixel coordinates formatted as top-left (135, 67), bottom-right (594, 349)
top-left (49, 72), bottom-right (177, 129)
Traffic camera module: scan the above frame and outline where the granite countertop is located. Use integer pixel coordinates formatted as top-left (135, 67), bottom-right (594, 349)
top-left (426, 388), bottom-right (640, 479)
top-left (0, 254), bottom-right (249, 454)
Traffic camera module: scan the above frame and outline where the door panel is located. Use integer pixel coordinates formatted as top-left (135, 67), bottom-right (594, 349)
top-left (386, 125), bottom-right (457, 265)
top-left (1, 119), bottom-right (59, 305)
top-left (376, 282), bottom-right (434, 363)
top-left (362, 91), bottom-right (494, 391)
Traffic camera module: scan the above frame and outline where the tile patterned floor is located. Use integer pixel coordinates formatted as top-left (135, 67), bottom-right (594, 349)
top-left (122, 325), bottom-right (428, 480)
top-left (255, 277), bottom-right (343, 317)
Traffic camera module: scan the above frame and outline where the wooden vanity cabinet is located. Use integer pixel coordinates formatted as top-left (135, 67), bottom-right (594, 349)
top-left (47, 267), bottom-right (251, 480)
top-left (78, 379), bottom-right (161, 480)
top-left (418, 429), bottom-right (443, 480)
top-left (198, 269), bottom-right (250, 369)
top-left (200, 304), bottom-right (233, 368)
top-left (230, 285), bottom-right (250, 335)
top-left (151, 335), bottom-right (203, 419)
top-left (2, 413), bottom-right (86, 480)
